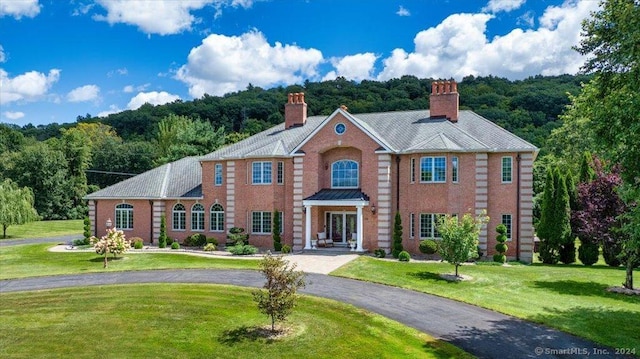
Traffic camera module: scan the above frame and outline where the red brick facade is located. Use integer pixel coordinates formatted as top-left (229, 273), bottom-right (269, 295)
top-left (88, 81), bottom-right (537, 262)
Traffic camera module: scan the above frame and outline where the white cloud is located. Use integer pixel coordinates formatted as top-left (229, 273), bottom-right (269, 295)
top-left (67, 84), bottom-right (100, 102)
top-left (93, 0), bottom-right (213, 35)
top-left (482, 0), bottom-right (526, 13)
top-left (176, 30), bottom-right (323, 98)
top-left (378, 0), bottom-right (600, 81)
top-left (3, 111), bottom-right (25, 120)
top-left (517, 11), bottom-right (535, 28)
top-left (0, 0), bottom-right (40, 19)
top-left (97, 104), bottom-right (122, 118)
top-left (126, 91), bottom-right (180, 110)
top-left (396, 6), bottom-right (410, 17)
top-left (123, 83), bottom-right (149, 93)
top-left (0, 45), bottom-right (5, 63)
top-left (92, 0), bottom-right (254, 35)
top-left (323, 53), bottom-right (378, 82)
top-left (0, 68), bottom-right (60, 105)
top-left (107, 67), bottom-right (128, 77)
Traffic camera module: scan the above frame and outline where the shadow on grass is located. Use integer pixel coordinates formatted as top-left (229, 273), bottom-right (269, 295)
top-left (408, 271), bottom-right (462, 283)
top-left (88, 256), bottom-right (125, 263)
top-left (440, 308), bottom-right (637, 358)
top-left (532, 280), bottom-right (640, 303)
top-left (218, 325), bottom-right (278, 345)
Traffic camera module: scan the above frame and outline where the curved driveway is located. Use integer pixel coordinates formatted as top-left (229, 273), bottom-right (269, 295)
top-left (1, 267), bottom-right (620, 359)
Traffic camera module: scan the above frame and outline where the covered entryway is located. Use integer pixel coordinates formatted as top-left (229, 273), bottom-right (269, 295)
top-left (326, 212), bottom-right (357, 245)
top-left (302, 189), bottom-right (370, 252)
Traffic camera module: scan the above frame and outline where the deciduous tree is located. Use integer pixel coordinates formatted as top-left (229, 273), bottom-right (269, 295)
top-left (437, 211), bottom-right (488, 277)
top-left (0, 179), bottom-right (39, 238)
top-left (253, 252), bottom-right (305, 332)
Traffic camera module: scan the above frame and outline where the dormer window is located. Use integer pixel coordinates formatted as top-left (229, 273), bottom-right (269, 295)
top-left (332, 160), bottom-right (359, 188)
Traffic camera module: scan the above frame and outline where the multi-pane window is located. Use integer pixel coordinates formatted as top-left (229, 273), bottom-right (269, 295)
top-left (277, 161), bottom-right (284, 184)
top-left (502, 156), bottom-right (513, 183)
top-left (409, 213), bottom-right (415, 239)
top-left (332, 160), bottom-right (359, 188)
top-left (210, 204), bottom-right (224, 232)
top-left (501, 214), bottom-right (513, 241)
top-left (252, 161), bottom-right (272, 184)
top-left (420, 156), bottom-right (446, 183)
top-left (410, 158), bottom-right (416, 183)
top-left (420, 213), bottom-right (445, 238)
top-left (115, 203), bottom-right (133, 230)
top-left (191, 204), bottom-right (205, 231)
top-left (452, 156), bottom-right (459, 183)
top-left (252, 211), bottom-right (272, 234)
top-left (215, 163), bottom-right (223, 186)
top-left (172, 204), bottom-right (186, 231)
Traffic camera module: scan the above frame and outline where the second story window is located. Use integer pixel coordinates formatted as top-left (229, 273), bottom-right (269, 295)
top-left (420, 156), bottom-right (446, 183)
top-left (252, 161), bottom-right (272, 184)
top-left (502, 156), bottom-right (513, 183)
top-left (277, 161), bottom-right (284, 184)
top-left (215, 163), bottom-right (223, 186)
top-left (452, 156), bottom-right (459, 183)
top-left (332, 160), bottom-right (359, 188)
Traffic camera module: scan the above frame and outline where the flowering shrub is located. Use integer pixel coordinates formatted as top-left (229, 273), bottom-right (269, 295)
top-left (90, 227), bottom-right (131, 268)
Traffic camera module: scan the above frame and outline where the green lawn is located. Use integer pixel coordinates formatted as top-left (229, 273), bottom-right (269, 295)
top-left (0, 243), bottom-right (259, 279)
top-left (332, 257), bottom-right (640, 351)
top-left (1, 219), bottom-right (82, 240)
top-left (0, 284), bottom-right (471, 359)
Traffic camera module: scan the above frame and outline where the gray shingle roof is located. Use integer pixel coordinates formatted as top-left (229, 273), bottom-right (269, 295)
top-left (88, 108), bottom-right (537, 200)
top-left (304, 189), bottom-right (370, 201)
top-left (85, 156), bottom-right (202, 199)
top-left (201, 109), bottom-right (537, 161)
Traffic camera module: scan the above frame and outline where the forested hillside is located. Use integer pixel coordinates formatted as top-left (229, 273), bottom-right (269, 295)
top-left (1, 74), bottom-right (589, 219)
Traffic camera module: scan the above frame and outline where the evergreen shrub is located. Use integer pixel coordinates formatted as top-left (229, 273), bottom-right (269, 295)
top-left (419, 239), bottom-right (438, 254)
top-left (398, 251), bottom-right (411, 262)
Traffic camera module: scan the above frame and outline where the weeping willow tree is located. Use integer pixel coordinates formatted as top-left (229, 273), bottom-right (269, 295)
top-left (0, 179), bottom-right (39, 238)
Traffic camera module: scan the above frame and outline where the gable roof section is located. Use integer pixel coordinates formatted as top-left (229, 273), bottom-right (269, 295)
top-left (85, 156), bottom-right (202, 199)
top-left (291, 108), bottom-right (396, 154)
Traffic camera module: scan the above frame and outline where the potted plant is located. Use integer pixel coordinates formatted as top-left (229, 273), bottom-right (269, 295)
top-left (348, 239), bottom-right (356, 251)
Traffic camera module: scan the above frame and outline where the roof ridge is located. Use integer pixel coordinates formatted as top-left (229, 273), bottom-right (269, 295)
top-left (159, 162), bottom-right (171, 198)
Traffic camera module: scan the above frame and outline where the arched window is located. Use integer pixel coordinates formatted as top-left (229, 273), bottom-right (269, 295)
top-left (191, 203), bottom-right (205, 231)
top-left (210, 204), bottom-right (224, 232)
top-left (332, 160), bottom-right (359, 188)
top-left (172, 203), bottom-right (186, 230)
top-left (115, 203), bottom-right (133, 230)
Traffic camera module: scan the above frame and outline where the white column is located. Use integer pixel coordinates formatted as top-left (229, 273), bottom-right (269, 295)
top-left (304, 205), bottom-right (312, 249)
top-left (356, 205), bottom-right (364, 252)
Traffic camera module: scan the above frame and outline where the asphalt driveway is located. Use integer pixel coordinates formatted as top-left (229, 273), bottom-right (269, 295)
top-left (0, 268), bottom-right (623, 359)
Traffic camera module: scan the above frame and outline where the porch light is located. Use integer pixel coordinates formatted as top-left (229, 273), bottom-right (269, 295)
top-left (371, 203), bottom-right (376, 214)
top-left (106, 218), bottom-right (113, 229)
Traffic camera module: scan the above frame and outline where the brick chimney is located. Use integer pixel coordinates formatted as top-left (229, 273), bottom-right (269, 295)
top-left (430, 80), bottom-right (459, 123)
top-left (285, 92), bottom-right (307, 128)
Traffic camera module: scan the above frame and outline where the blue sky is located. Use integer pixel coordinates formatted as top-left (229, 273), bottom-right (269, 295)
top-left (1, 0), bottom-right (599, 126)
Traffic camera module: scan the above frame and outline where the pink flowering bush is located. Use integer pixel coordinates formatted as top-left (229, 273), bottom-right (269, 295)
top-left (90, 227), bottom-right (131, 268)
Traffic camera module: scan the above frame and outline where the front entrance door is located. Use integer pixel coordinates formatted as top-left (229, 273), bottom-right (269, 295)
top-left (327, 212), bottom-right (356, 244)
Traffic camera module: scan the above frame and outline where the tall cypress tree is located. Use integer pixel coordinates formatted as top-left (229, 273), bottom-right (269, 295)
top-left (392, 212), bottom-right (403, 258)
top-left (557, 170), bottom-right (575, 264)
top-left (537, 166), bottom-right (571, 264)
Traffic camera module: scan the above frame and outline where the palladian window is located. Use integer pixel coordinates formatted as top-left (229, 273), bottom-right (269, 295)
top-left (331, 160), bottom-right (359, 188)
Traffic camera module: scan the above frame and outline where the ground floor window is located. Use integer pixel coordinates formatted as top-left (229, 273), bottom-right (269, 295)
top-left (115, 203), bottom-right (133, 230)
top-left (191, 203), bottom-right (205, 231)
top-left (419, 213), bottom-right (445, 239)
top-left (173, 203), bottom-right (186, 230)
top-left (501, 214), bottom-right (513, 241)
top-left (251, 211), bottom-right (272, 234)
top-left (210, 204), bottom-right (224, 232)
